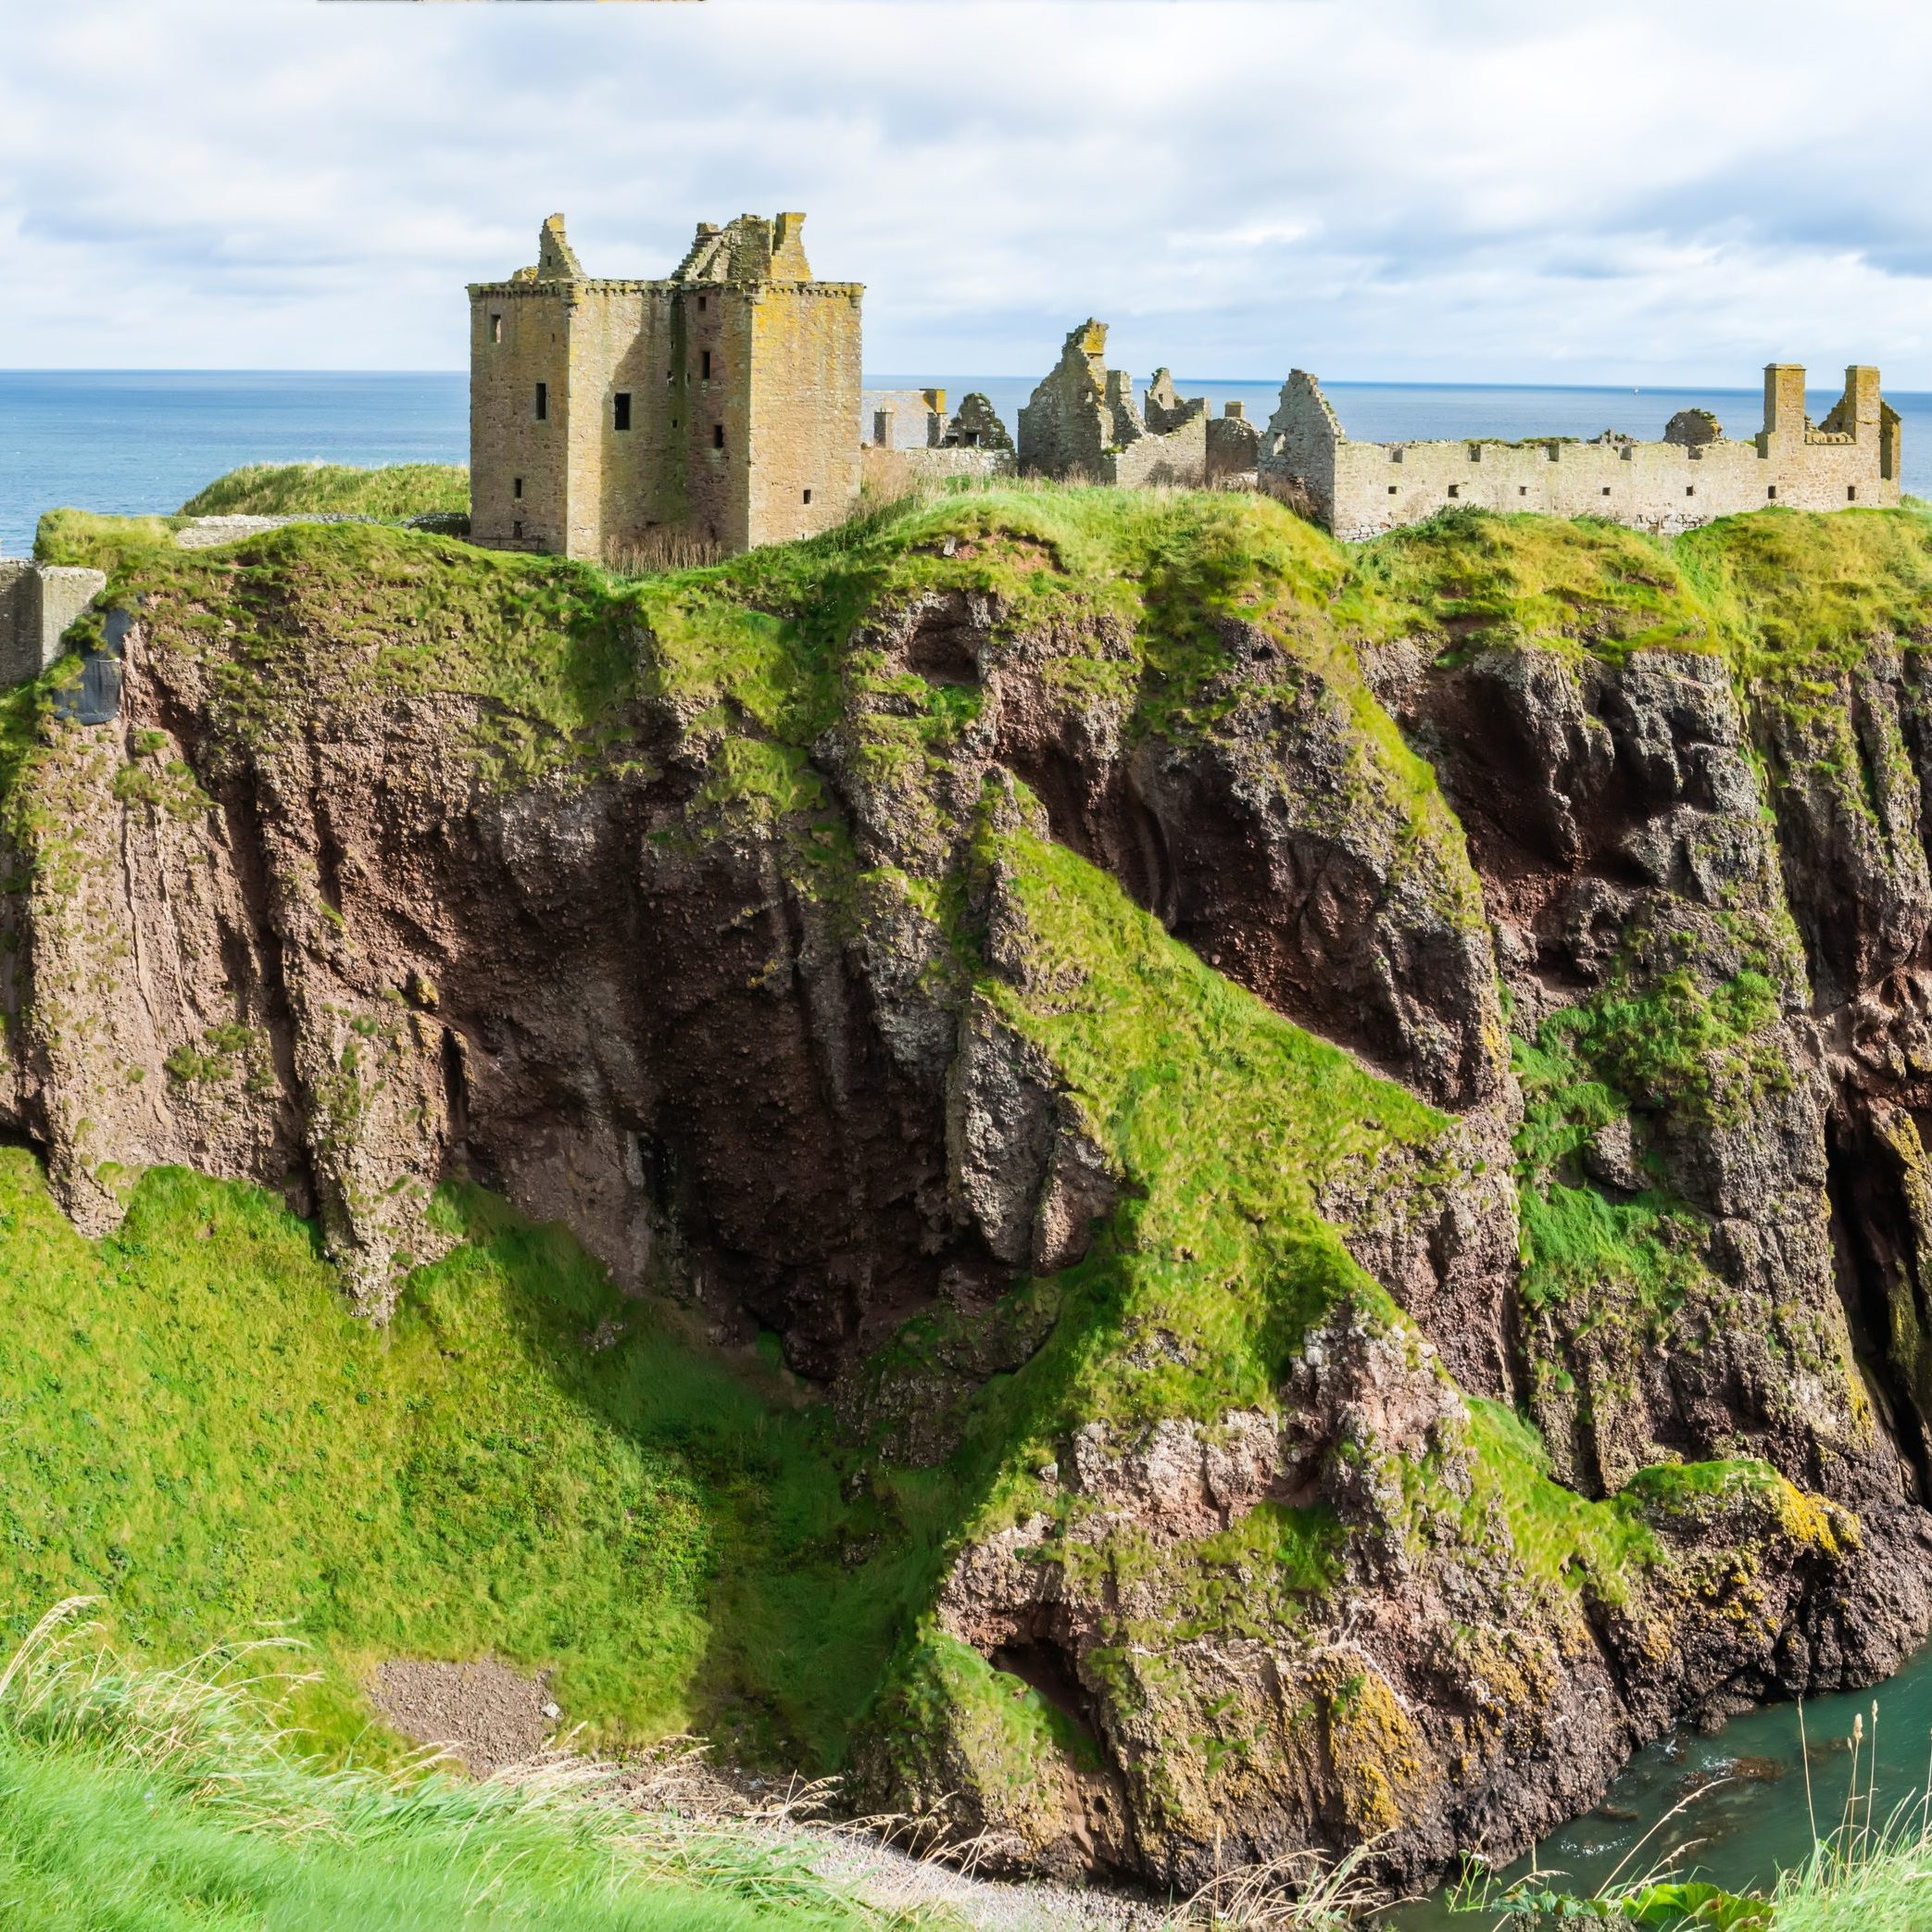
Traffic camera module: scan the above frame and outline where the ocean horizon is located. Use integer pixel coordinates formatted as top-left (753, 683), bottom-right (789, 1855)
top-left (7, 366), bottom-right (1930, 557)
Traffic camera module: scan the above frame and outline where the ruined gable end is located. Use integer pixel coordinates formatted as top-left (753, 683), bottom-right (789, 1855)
top-left (1018, 321), bottom-right (1207, 485)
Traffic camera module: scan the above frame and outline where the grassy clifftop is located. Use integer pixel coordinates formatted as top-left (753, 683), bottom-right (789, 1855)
top-left (179, 460), bottom-right (469, 520)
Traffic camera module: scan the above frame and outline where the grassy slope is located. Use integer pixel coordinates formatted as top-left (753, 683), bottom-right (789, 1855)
top-left (0, 1148), bottom-right (964, 1767)
top-left (0, 1614), bottom-right (878, 1932)
top-left (180, 462), bottom-right (469, 520)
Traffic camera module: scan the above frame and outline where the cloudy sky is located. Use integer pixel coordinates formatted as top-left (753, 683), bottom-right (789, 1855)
top-left (5, 0), bottom-right (1932, 384)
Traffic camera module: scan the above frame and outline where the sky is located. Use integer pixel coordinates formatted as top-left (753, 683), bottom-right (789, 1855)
top-left (6, 0), bottom-right (1932, 384)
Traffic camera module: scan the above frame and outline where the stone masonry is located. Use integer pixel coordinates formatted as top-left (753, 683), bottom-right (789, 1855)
top-left (469, 213), bottom-right (862, 559)
top-left (1018, 321), bottom-right (1209, 485)
top-left (0, 561), bottom-right (107, 686)
top-left (1261, 364), bottom-right (1901, 540)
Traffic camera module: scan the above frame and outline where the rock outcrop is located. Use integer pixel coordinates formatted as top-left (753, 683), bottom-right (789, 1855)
top-left (15, 499), bottom-right (1932, 1893)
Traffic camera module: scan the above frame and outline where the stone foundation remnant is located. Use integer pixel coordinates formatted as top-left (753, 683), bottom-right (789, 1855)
top-left (469, 212), bottom-right (862, 560)
top-left (1260, 363), bottom-right (1901, 540)
top-left (0, 561), bottom-right (107, 686)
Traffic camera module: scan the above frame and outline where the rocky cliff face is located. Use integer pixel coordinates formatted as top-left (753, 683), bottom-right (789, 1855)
top-left (17, 499), bottom-right (1932, 1891)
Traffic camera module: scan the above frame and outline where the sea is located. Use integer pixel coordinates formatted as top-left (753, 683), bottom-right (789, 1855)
top-left (9, 367), bottom-right (1932, 558)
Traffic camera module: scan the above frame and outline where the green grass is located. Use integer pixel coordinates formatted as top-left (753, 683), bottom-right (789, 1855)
top-left (180, 462), bottom-right (470, 521)
top-left (0, 1609), bottom-right (883, 1931)
top-left (0, 1149), bottom-right (960, 1769)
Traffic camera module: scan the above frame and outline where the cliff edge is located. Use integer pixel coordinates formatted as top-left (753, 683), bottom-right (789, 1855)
top-left (14, 490), bottom-right (1932, 1889)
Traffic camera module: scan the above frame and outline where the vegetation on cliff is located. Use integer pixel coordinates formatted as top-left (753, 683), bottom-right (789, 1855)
top-left (16, 482), bottom-right (1932, 1913)
top-left (179, 460), bottom-right (470, 521)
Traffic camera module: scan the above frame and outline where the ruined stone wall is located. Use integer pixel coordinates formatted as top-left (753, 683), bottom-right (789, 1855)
top-left (1020, 322), bottom-right (1211, 484)
top-left (745, 285), bottom-right (864, 548)
top-left (860, 445), bottom-right (1016, 495)
top-left (1264, 365), bottom-right (1901, 543)
top-left (1110, 411), bottom-right (1205, 486)
top-left (1018, 321), bottom-right (1111, 478)
top-left (470, 287), bottom-right (573, 553)
top-left (0, 565), bottom-right (30, 684)
top-left (863, 388), bottom-right (947, 450)
top-left (1207, 406), bottom-right (1261, 484)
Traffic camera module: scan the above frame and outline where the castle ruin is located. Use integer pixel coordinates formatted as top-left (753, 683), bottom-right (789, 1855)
top-left (464, 215), bottom-right (1902, 558)
top-left (469, 213), bottom-right (862, 559)
top-left (1017, 321), bottom-right (1260, 487)
top-left (1261, 364), bottom-right (1901, 539)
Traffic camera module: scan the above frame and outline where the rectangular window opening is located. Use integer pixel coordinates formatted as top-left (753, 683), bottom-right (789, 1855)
top-left (1601, 485), bottom-right (1611, 496)
top-left (614, 393), bottom-right (632, 433)
top-left (1518, 485), bottom-right (1527, 496)
top-left (713, 423), bottom-right (725, 451)
top-left (512, 477), bottom-right (522, 500)
top-left (1768, 484), bottom-right (1777, 499)
top-left (803, 488), bottom-right (812, 505)
top-left (697, 295), bottom-right (707, 313)
top-left (1686, 485), bottom-right (1695, 497)
top-left (1447, 483), bottom-right (1460, 498)
top-left (490, 314), bottom-right (503, 345)
top-left (1849, 484), bottom-right (1859, 501)
top-left (700, 349), bottom-right (712, 381)
top-left (534, 382), bottom-right (547, 422)
top-left (1387, 484), bottom-right (1398, 496)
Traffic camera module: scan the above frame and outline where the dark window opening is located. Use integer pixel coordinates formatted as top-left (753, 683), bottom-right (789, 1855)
top-left (1387, 484), bottom-right (1398, 495)
top-left (534, 382), bottom-right (547, 421)
top-left (803, 488), bottom-right (812, 505)
top-left (697, 295), bottom-right (707, 313)
top-left (1601, 485), bottom-right (1611, 496)
top-left (490, 313), bottom-right (503, 345)
top-left (700, 349), bottom-right (712, 380)
top-left (1686, 485), bottom-right (1695, 497)
top-left (1518, 485), bottom-right (1527, 496)
top-left (1850, 484), bottom-right (1859, 501)
top-left (1447, 483), bottom-right (1460, 498)
top-left (512, 477), bottom-right (522, 500)
top-left (512, 520), bottom-right (522, 540)
top-left (614, 393), bottom-right (632, 432)
top-left (1768, 484), bottom-right (1778, 499)
top-left (713, 423), bottom-right (725, 451)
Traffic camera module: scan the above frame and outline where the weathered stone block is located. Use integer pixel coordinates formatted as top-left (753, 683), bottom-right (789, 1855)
top-left (0, 562), bottom-right (106, 687)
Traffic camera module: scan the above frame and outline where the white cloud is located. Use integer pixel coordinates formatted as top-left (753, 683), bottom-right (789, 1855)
top-left (3, 0), bottom-right (1932, 383)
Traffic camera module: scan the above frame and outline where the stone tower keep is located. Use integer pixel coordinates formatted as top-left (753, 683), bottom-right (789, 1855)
top-left (469, 213), bottom-right (863, 559)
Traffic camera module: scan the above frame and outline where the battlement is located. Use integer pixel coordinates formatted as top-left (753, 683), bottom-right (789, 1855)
top-left (469, 213), bottom-right (863, 558)
top-left (1259, 363), bottom-right (1901, 541)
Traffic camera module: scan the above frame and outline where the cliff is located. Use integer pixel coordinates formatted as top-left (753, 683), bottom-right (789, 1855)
top-left (17, 490), bottom-right (1932, 1890)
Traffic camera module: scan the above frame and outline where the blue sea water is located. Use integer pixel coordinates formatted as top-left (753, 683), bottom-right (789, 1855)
top-left (9, 368), bottom-right (1932, 558)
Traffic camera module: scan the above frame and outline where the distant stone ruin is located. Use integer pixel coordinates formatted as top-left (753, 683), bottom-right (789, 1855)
top-left (1260, 364), bottom-right (1902, 540)
top-left (859, 386), bottom-right (1016, 494)
top-left (1018, 321), bottom-right (1209, 485)
top-left (941, 393), bottom-right (1012, 453)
